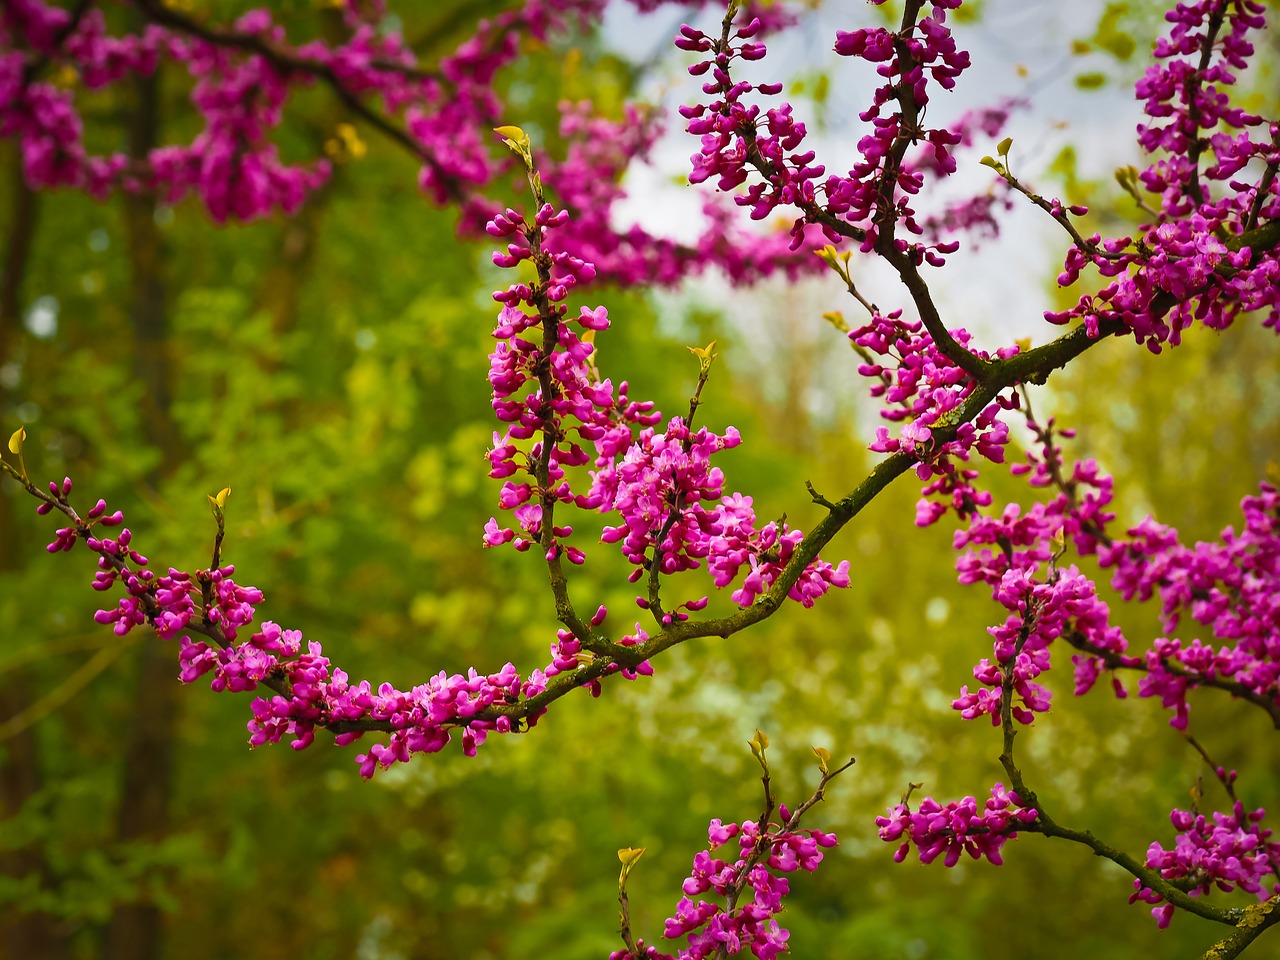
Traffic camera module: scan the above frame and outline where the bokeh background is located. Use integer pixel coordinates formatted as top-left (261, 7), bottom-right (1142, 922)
top-left (2, 1), bottom-right (1278, 958)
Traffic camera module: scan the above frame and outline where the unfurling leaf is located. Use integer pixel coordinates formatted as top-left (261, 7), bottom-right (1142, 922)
top-left (208, 486), bottom-right (231, 524)
top-left (812, 745), bottom-right (832, 774)
top-left (996, 136), bottom-right (1013, 157)
top-left (689, 339), bottom-right (718, 377)
top-left (493, 125), bottom-right (531, 158)
top-left (748, 728), bottom-right (770, 770)
top-left (688, 339), bottom-right (717, 361)
top-left (5, 426), bottom-right (28, 481)
top-left (814, 245), bottom-right (852, 281)
top-left (617, 847), bottom-right (646, 892)
top-left (815, 245), bottom-right (840, 268)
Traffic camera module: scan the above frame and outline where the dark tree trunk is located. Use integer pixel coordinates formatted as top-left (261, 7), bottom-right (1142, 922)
top-left (0, 140), bottom-right (73, 960)
top-left (101, 71), bottom-right (181, 960)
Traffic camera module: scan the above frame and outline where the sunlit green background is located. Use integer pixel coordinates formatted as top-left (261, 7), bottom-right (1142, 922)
top-left (1, 2), bottom-right (1277, 959)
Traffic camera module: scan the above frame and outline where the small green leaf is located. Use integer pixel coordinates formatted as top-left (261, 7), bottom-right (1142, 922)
top-left (1074, 72), bottom-right (1108, 90)
top-left (812, 745), bottom-right (831, 774)
top-left (996, 136), bottom-right (1013, 157)
top-left (7, 426), bottom-right (24, 455)
top-left (688, 339), bottom-right (717, 361)
top-left (617, 847), bottom-right (646, 892)
top-left (688, 339), bottom-right (718, 376)
top-left (493, 125), bottom-right (532, 159)
top-left (748, 728), bottom-right (770, 770)
top-left (979, 156), bottom-right (1002, 171)
top-left (208, 486), bottom-right (231, 524)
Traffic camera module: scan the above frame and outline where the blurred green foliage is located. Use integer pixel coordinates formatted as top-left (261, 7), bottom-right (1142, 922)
top-left (1, 2), bottom-right (1278, 959)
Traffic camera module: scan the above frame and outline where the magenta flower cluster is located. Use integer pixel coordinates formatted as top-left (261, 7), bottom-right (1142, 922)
top-left (949, 444), bottom-right (1123, 726)
top-left (484, 198), bottom-right (850, 614)
top-left (590, 417), bottom-right (742, 580)
top-left (12, 0), bottom-right (1280, 949)
top-left (0, 0), bottom-right (821, 287)
top-left (912, 99), bottom-right (1024, 243)
top-left (876, 783), bottom-right (1038, 867)
top-left (900, 405), bottom-right (1280, 929)
top-left (483, 200), bottom-right (614, 564)
top-left (704, 493), bottom-right (851, 609)
top-left (1047, 0), bottom-right (1280, 348)
top-left (541, 101), bottom-right (817, 287)
top-left (613, 814), bottom-right (838, 960)
top-left (1097, 483), bottom-right (1280, 731)
top-left (1133, 801), bottom-right (1280, 928)
top-left (676, 0), bottom-right (983, 268)
top-left (856, 311), bottom-right (1018, 524)
top-left (34, 484), bottom-right (565, 772)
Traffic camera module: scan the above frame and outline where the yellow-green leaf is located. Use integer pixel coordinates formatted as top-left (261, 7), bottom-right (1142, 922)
top-left (493, 124), bottom-right (527, 143)
top-left (617, 847), bottom-right (646, 891)
top-left (812, 745), bottom-right (831, 774)
top-left (996, 136), bottom-right (1013, 157)
top-left (688, 339), bottom-right (717, 361)
top-left (748, 728), bottom-right (770, 769)
top-left (7, 426), bottom-right (24, 455)
top-left (208, 486), bottom-right (231, 523)
top-left (493, 125), bottom-right (531, 157)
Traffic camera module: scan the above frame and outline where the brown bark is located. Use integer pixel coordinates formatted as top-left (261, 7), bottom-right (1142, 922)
top-left (0, 139), bottom-right (73, 960)
top-left (0, 689), bottom-right (72, 960)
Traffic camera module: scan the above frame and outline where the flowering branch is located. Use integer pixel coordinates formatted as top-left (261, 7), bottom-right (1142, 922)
top-left (6, 0), bottom-right (1280, 954)
top-left (129, 0), bottom-right (467, 203)
top-left (613, 735), bottom-right (852, 960)
top-left (1064, 632), bottom-right (1280, 730)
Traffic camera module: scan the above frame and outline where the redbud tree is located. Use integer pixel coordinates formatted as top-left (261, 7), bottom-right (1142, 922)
top-left (1, 0), bottom-right (1279, 957)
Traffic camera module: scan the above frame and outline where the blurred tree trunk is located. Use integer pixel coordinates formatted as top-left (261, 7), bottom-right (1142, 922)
top-left (101, 71), bottom-right (181, 960)
top-left (0, 141), bottom-right (72, 960)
